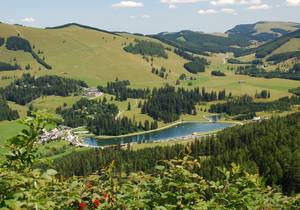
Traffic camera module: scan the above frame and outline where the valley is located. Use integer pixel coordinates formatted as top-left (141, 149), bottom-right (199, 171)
top-left (0, 18), bottom-right (299, 209)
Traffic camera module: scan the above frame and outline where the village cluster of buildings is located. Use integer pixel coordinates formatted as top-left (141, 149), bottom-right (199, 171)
top-left (82, 87), bottom-right (103, 98)
top-left (39, 126), bottom-right (85, 147)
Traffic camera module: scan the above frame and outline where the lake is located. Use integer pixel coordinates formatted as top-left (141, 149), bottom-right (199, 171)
top-left (84, 121), bottom-right (234, 147)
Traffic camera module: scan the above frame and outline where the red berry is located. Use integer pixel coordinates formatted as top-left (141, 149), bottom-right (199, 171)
top-left (78, 202), bottom-right (87, 210)
top-left (93, 199), bottom-right (101, 207)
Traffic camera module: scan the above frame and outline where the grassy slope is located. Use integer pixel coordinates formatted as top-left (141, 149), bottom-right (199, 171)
top-left (254, 21), bottom-right (299, 34)
top-left (0, 23), bottom-right (189, 87)
top-left (271, 38), bottom-right (300, 55)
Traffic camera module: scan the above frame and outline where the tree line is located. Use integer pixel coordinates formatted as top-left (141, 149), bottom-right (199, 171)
top-left (289, 87), bottom-right (300, 96)
top-left (0, 99), bottom-right (19, 121)
top-left (0, 37), bottom-right (4, 46)
top-left (50, 112), bottom-right (300, 195)
top-left (0, 74), bottom-right (87, 105)
top-left (97, 79), bottom-right (151, 101)
top-left (235, 65), bottom-right (300, 81)
top-left (211, 70), bottom-right (226, 77)
top-left (267, 51), bottom-right (300, 64)
top-left (5, 36), bottom-right (52, 69)
top-left (209, 94), bottom-right (300, 116)
top-left (0, 62), bottom-right (20, 71)
top-left (124, 39), bottom-right (168, 58)
top-left (184, 57), bottom-right (208, 74)
top-left (141, 85), bottom-right (228, 122)
top-left (56, 97), bottom-right (158, 136)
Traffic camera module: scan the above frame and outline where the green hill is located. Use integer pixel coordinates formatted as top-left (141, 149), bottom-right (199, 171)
top-left (152, 30), bottom-right (250, 55)
top-left (236, 29), bottom-right (300, 58)
top-left (227, 21), bottom-right (300, 42)
top-left (0, 23), bottom-right (190, 87)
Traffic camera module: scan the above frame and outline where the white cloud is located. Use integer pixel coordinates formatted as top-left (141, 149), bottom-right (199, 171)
top-left (141, 14), bottom-right (150, 18)
top-left (287, 0), bottom-right (300, 6)
top-left (211, 0), bottom-right (261, 6)
top-left (248, 3), bottom-right (270, 9)
top-left (169, 4), bottom-right (177, 8)
top-left (221, 8), bottom-right (236, 13)
top-left (112, 1), bottom-right (144, 8)
top-left (21, 17), bottom-right (35, 22)
top-left (130, 14), bottom-right (150, 19)
top-left (161, 0), bottom-right (206, 4)
top-left (198, 9), bottom-right (218, 14)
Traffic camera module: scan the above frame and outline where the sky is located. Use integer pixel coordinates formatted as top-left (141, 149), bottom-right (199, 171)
top-left (1, 0), bottom-right (300, 34)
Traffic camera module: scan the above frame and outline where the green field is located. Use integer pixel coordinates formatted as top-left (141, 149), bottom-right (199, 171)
top-left (271, 38), bottom-right (300, 55)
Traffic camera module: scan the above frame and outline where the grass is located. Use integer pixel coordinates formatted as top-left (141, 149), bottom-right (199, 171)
top-left (254, 22), bottom-right (299, 35)
top-left (0, 23), bottom-right (190, 87)
top-left (31, 95), bottom-right (81, 113)
top-left (0, 121), bottom-right (25, 156)
top-left (181, 70), bottom-right (298, 100)
top-left (271, 38), bottom-right (300, 55)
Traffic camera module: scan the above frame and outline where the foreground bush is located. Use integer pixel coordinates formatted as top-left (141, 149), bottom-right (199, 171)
top-left (1, 159), bottom-right (299, 210)
top-left (0, 112), bottom-right (299, 209)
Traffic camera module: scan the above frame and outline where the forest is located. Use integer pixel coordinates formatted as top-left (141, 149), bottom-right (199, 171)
top-left (57, 98), bottom-right (158, 136)
top-left (226, 23), bottom-right (286, 42)
top-left (0, 99), bottom-right (19, 121)
top-left (124, 39), bottom-right (167, 58)
top-left (183, 57), bottom-right (208, 74)
top-left (235, 29), bottom-right (300, 58)
top-left (5, 36), bottom-right (52, 69)
top-left (0, 37), bottom-right (4, 46)
top-left (0, 74), bottom-right (87, 105)
top-left (141, 85), bottom-right (227, 122)
top-left (173, 48), bottom-right (195, 61)
top-left (211, 70), bottom-right (226, 77)
top-left (153, 30), bottom-right (249, 55)
top-left (97, 80), bottom-right (151, 101)
top-left (235, 65), bottom-right (300, 81)
top-left (289, 87), bottom-right (300, 96)
top-left (267, 51), bottom-right (300, 64)
top-left (50, 112), bottom-right (300, 195)
top-left (227, 58), bottom-right (263, 65)
top-left (0, 62), bottom-right (20, 71)
top-left (209, 94), bottom-right (300, 116)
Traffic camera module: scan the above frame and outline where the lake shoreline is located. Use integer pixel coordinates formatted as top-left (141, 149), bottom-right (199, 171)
top-left (83, 119), bottom-right (241, 140)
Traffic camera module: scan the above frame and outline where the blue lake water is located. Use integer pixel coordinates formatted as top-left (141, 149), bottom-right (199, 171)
top-left (84, 122), bottom-right (233, 147)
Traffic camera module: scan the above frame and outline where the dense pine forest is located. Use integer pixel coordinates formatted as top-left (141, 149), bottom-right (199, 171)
top-left (209, 95), bottom-right (300, 116)
top-left (141, 85), bottom-right (227, 122)
top-left (98, 80), bottom-right (151, 101)
top-left (0, 62), bottom-right (20, 71)
top-left (0, 37), bottom-right (4, 46)
top-left (124, 39), bottom-right (168, 58)
top-left (183, 57), bottom-right (208, 74)
top-left (289, 87), bottom-right (300, 96)
top-left (57, 98), bottom-right (158, 136)
top-left (267, 51), bottom-right (300, 64)
top-left (235, 65), bottom-right (300, 81)
top-left (211, 70), bottom-right (226, 77)
top-left (0, 74), bottom-right (87, 105)
top-left (50, 112), bottom-right (300, 195)
top-left (0, 99), bottom-right (19, 121)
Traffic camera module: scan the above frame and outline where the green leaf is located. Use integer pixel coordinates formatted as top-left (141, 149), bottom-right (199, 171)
top-left (155, 165), bottom-right (165, 171)
top-left (45, 169), bottom-right (58, 176)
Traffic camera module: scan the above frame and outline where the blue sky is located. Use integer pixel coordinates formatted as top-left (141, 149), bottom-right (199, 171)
top-left (1, 0), bottom-right (300, 34)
